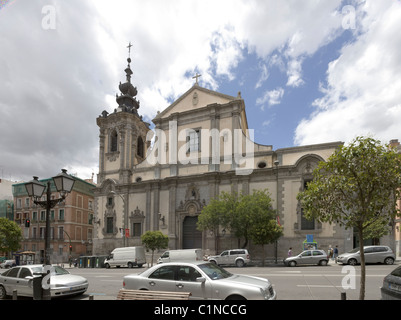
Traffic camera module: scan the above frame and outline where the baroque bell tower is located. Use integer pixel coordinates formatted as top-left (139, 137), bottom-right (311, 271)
top-left (96, 43), bottom-right (150, 184)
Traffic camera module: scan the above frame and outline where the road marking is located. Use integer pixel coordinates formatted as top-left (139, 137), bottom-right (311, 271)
top-left (297, 285), bottom-right (344, 288)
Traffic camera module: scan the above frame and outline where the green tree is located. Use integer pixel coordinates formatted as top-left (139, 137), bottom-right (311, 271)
top-left (0, 218), bottom-right (22, 253)
top-left (198, 189), bottom-right (282, 254)
top-left (297, 136), bottom-right (401, 300)
top-left (240, 190), bottom-right (283, 265)
top-left (141, 230), bottom-right (169, 266)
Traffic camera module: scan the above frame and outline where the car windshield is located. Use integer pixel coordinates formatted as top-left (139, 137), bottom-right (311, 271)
top-left (347, 248), bottom-right (360, 254)
top-left (31, 266), bottom-right (70, 276)
top-left (198, 263), bottom-right (233, 280)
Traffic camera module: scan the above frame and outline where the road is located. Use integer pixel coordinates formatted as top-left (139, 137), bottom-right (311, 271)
top-left (66, 261), bottom-right (398, 300)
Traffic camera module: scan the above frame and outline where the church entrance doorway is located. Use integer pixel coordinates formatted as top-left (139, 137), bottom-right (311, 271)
top-left (182, 216), bottom-right (202, 249)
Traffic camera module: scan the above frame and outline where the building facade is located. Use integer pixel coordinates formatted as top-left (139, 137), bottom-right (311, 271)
top-left (12, 176), bottom-right (95, 264)
top-left (92, 54), bottom-right (354, 260)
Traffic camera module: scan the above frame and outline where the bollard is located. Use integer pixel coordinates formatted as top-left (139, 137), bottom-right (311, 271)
top-left (341, 292), bottom-right (347, 300)
top-left (89, 294), bottom-right (94, 300)
top-left (12, 290), bottom-right (17, 300)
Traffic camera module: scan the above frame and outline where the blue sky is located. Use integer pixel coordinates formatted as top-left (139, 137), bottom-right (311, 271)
top-left (0, 0), bottom-right (400, 182)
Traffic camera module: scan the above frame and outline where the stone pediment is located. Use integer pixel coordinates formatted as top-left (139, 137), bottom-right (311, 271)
top-left (153, 84), bottom-right (239, 121)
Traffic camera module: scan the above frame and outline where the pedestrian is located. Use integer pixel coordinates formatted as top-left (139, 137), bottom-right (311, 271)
top-left (288, 247), bottom-right (292, 257)
top-left (328, 246), bottom-right (333, 260)
top-left (333, 246), bottom-right (339, 263)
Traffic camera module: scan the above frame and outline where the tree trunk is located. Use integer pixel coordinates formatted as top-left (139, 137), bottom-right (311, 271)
top-left (358, 229), bottom-right (366, 300)
top-left (261, 245), bottom-right (266, 267)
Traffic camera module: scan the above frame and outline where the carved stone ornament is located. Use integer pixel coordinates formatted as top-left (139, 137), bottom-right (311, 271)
top-left (192, 92), bottom-right (199, 106)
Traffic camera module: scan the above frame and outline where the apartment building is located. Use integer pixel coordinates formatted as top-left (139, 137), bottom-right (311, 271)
top-left (12, 176), bottom-right (95, 264)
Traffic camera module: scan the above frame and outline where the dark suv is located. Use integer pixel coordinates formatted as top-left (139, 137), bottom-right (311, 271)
top-left (208, 249), bottom-right (251, 267)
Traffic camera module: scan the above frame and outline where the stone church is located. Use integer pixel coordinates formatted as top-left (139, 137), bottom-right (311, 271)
top-left (92, 53), bottom-right (346, 259)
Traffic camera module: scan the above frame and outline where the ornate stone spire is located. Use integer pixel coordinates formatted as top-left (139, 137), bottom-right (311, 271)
top-left (116, 42), bottom-right (140, 112)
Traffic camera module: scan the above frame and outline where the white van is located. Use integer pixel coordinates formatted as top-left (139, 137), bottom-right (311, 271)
top-left (104, 246), bottom-right (146, 268)
top-left (157, 249), bottom-right (203, 264)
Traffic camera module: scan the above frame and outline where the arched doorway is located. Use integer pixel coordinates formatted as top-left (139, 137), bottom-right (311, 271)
top-left (183, 216), bottom-right (202, 249)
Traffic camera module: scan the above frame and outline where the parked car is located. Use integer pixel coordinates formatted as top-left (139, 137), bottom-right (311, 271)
top-left (208, 249), bottom-right (250, 267)
top-left (284, 250), bottom-right (328, 267)
top-left (0, 265), bottom-right (88, 299)
top-left (381, 265), bottom-right (401, 300)
top-left (336, 246), bottom-right (395, 265)
top-left (0, 260), bottom-right (16, 269)
top-left (157, 249), bottom-right (203, 264)
top-left (123, 261), bottom-right (276, 300)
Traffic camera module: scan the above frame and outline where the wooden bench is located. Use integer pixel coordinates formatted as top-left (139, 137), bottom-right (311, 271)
top-left (117, 289), bottom-right (192, 300)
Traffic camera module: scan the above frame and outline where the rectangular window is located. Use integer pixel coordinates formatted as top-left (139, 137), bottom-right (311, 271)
top-left (106, 217), bottom-right (114, 234)
top-left (187, 129), bottom-right (200, 153)
top-left (59, 209), bottom-right (65, 221)
top-left (133, 223), bottom-right (142, 237)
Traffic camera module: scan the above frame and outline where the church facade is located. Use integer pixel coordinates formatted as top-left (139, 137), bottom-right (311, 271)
top-left (92, 55), bottom-right (346, 259)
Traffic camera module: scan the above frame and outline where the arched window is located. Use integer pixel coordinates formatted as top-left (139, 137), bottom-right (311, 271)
top-left (137, 136), bottom-right (144, 158)
top-left (110, 130), bottom-right (118, 152)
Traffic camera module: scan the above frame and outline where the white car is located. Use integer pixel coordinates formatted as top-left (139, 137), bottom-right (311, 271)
top-left (0, 265), bottom-right (88, 299)
top-left (123, 261), bottom-right (276, 300)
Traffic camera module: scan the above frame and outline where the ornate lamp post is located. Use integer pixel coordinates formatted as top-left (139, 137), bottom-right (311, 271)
top-left (25, 169), bottom-right (75, 265)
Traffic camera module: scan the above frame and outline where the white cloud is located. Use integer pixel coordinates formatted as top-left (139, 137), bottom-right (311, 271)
top-left (294, 0), bottom-right (401, 146)
top-left (256, 87), bottom-right (285, 110)
top-left (255, 63), bottom-right (269, 89)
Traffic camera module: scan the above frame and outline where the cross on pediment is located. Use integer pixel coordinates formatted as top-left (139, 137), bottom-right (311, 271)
top-left (192, 73), bottom-right (201, 85)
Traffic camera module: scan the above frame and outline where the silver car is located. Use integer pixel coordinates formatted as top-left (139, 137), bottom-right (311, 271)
top-left (0, 260), bottom-right (16, 269)
top-left (208, 249), bottom-right (251, 267)
top-left (336, 246), bottom-right (395, 265)
top-left (123, 261), bottom-right (276, 300)
top-left (381, 265), bottom-right (401, 300)
top-left (0, 265), bottom-right (88, 299)
top-left (284, 250), bottom-right (328, 267)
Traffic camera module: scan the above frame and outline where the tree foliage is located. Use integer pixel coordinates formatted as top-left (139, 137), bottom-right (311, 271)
top-left (198, 189), bottom-right (283, 252)
top-left (297, 136), bottom-right (401, 300)
top-left (141, 230), bottom-right (169, 266)
top-left (0, 218), bottom-right (22, 253)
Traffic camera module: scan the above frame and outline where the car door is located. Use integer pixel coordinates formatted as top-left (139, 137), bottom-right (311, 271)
top-left (17, 267), bottom-right (34, 297)
top-left (364, 247), bottom-right (375, 263)
top-left (298, 251), bottom-right (312, 265)
top-left (1, 267), bottom-right (20, 294)
top-left (147, 265), bottom-right (177, 292)
top-left (312, 251), bottom-right (325, 265)
top-left (220, 251), bottom-right (229, 265)
top-left (175, 266), bottom-right (210, 299)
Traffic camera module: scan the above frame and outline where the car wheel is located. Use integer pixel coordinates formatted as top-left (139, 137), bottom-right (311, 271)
top-left (348, 259), bottom-right (357, 266)
top-left (319, 260), bottom-right (328, 266)
top-left (105, 263), bottom-right (110, 269)
top-left (384, 257), bottom-right (394, 265)
top-left (225, 294), bottom-right (246, 300)
top-left (128, 262), bottom-right (133, 268)
top-left (0, 285), bottom-right (7, 299)
top-left (210, 260), bottom-right (217, 265)
top-left (289, 261), bottom-right (297, 267)
top-left (236, 259), bottom-right (245, 268)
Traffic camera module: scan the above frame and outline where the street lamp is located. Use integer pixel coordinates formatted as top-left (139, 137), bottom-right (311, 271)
top-left (25, 169), bottom-right (75, 266)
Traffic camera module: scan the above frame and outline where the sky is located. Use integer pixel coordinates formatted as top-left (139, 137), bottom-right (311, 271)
top-left (0, 0), bottom-right (400, 183)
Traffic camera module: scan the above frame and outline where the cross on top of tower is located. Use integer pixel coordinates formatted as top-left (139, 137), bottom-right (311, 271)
top-left (127, 42), bottom-right (133, 58)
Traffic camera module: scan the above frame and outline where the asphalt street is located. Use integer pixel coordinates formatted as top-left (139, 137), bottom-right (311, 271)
top-left (66, 260), bottom-right (399, 300)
